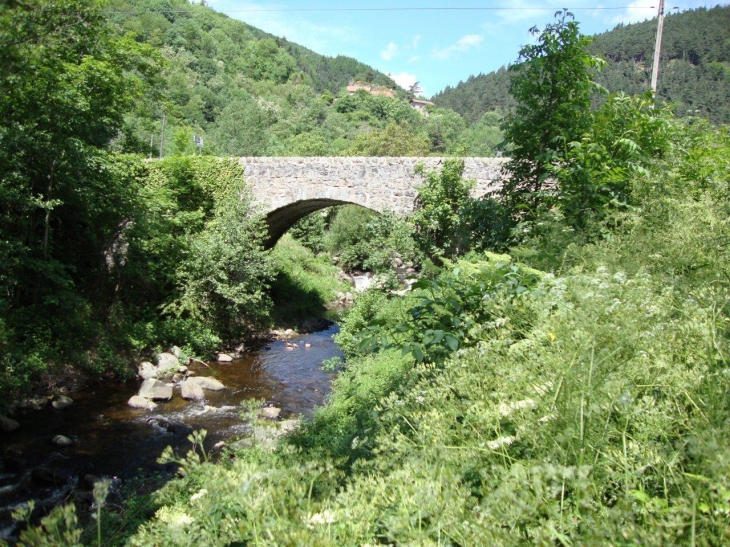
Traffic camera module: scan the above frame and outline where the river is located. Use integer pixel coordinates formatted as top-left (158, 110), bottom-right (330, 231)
top-left (0, 324), bottom-right (343, 540)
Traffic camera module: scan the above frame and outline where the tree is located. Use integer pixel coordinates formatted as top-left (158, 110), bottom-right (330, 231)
top-left (345, 122), bottom-right (430, 157)
top-left (0, 0), bottom-right (159, 394)
top-left (501, 11), bottom-right (604, 217)
top-left (412, 159), bottom-right (475, 261)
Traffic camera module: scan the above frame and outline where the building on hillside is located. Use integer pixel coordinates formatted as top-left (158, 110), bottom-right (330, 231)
top-left (410, 98), bottom-right (434, 114)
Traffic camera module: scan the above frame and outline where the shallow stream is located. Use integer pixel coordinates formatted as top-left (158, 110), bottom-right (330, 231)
top-left (0, 325), bottom-right (343, 539)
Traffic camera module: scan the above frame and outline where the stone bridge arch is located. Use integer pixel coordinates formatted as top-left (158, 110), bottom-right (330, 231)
top-left (239, 157), bottom-right (507, 248)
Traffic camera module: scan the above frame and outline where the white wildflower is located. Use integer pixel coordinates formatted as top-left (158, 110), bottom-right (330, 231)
top-left (305, 510), bottom-right (336, 529)
top-left (498, 398), bottom-right (536, 417)
top-left (487, 436), bottom-right (515, 450)
top-left (190, 488), bottom-right (208, 502)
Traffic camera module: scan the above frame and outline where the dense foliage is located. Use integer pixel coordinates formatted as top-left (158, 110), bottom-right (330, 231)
top-left (501, 11), bottom-right (604, 217)
top-left (434, 5), bottom-right (730, 125)
top-left (0, 0), bottom-right (160, 396)
top-left (58, 115), bottom-right (726, 547)
top-left (3, 2), bottom-right (730, 545)
top-left (104, 0), bottom-right (502, 158)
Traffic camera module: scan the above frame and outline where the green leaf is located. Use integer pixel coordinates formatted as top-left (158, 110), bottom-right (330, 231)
top-left (445, 335), bottom-right (459, 351)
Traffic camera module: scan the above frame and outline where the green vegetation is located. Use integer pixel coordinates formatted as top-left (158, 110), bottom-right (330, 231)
top-left (103, 0), bottom-right (503, 158)
top-left (269, 234), bottom-right (349, 322)
top-left (68, 112), bottom-right (726, 544)
top-left (502, 10), bottom-right (604, 218)
top-left (434, 5), bottom-right (730, 125)
top-left (321, 206), bottom-right (420, 274)
top-left (3, 2), bottom-right (729, 545)
top-left (106, 14), bottom-right (726, 545)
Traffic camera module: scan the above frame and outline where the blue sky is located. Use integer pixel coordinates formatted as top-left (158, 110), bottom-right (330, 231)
top-left (205, 0), bottom-right (728, 97)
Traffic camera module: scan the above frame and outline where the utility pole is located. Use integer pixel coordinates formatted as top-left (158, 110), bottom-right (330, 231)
top-left (159, 113), bottom-right (166, 159)
top-left (650, 0), bottom-right (665, 95)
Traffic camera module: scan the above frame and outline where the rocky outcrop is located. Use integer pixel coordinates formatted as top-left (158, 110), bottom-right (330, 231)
top-left (258, 406), bottom-right (281, 419)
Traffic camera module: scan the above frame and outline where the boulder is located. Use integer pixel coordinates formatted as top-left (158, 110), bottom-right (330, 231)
top-left (52, 395), bottom-right (73, 410)
top-left (158, 370), bottom-right (175, 383)
top-left (127, 395), bottom-right (158, 410)
top-left (171, 346), bottom-right (183, 358)
top-left (187, 376), bottom-right (225, 391)
top-left (156, 352), bottom-right (179, 370)
top-left (18, 397), bottom-right (46, 411)
top-left (138, 379), bottom-right (173, 401)
top-left (217, 353), bottom-right (233, 363)
top-left (51, 435), bottom-right (73, 447)
top-left (258, 406), bottom-right (281, 420)
top-left (138, 361), bottom-right (158, 380)
top-left (181, 380), bottom-right (205, 401)
top-left (0, 415), bottom-right (20, 433)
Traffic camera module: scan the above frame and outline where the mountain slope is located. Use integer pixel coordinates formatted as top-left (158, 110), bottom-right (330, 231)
top-left (433, 5), bottom-right (730, 124)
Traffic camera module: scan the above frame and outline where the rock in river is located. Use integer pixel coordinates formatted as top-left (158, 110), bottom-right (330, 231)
top-left (1, 415), bottom-right (20, 433)
top-left (181, 380), bottom-right (205, 401)
top-left (156, 352), bottom-right (179, 371)
top-left (187, 376), bottom-right (225, 391)
top-left (138, 361), bottom-right (158, 380)
top-left (258, 406), bottom-right (281, 420)
top-left (52, 395), bottom-right (73, 410)
top-left (217, 353), bottom-right (233, 362)
top-left (128, 395), bottom-right (158, 410)
top-left (52, 435), bottom-right (73, 447)
top-left (138, 379), bottom-right (173, 401)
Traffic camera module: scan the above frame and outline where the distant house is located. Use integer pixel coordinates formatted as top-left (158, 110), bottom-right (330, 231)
top-left (410, 98), bottom-right (434, 113)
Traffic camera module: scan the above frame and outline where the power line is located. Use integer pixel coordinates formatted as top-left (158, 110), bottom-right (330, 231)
top-left (100, 6), bottom-right (663, 15)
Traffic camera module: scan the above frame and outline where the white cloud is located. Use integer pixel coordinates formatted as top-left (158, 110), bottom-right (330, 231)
top-left (388, 71), bottom-right (421, 94)
top-left (381, 42), bottom-right (399, 60)
top-left (610, 1), bottom-right (656, 24)
top-left (412, 34), bottom-right (422, 49)
top-left (408, 55), bottom-right (421, 64)
top-left (432, 34), bottom-right (484, 60)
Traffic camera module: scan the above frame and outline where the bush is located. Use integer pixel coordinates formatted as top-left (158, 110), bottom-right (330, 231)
top-left (325, 206), bottom-right (420, 273)
top-left (269, 235), bottom-right (349, 321)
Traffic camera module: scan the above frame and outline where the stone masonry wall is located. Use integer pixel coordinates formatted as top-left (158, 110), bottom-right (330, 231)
top-left (241, 157), bottom-right (507, 216)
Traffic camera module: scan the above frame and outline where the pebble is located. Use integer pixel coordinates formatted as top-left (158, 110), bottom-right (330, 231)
top-left (52, 435), bottom-right (73, 447)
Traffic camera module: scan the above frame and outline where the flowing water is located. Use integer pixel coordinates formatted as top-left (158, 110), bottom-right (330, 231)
top-left (0, 325), bottom-right (343, 539)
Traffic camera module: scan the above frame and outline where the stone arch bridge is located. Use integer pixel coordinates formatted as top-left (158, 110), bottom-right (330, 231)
top-left (240, 157), bottom-right (507, 247)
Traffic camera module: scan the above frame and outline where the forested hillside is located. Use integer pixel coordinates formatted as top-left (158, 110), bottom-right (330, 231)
top-left (433, 5), bottom-right (730, 124)
top-left (107, 0), bottom-right (502, 157)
